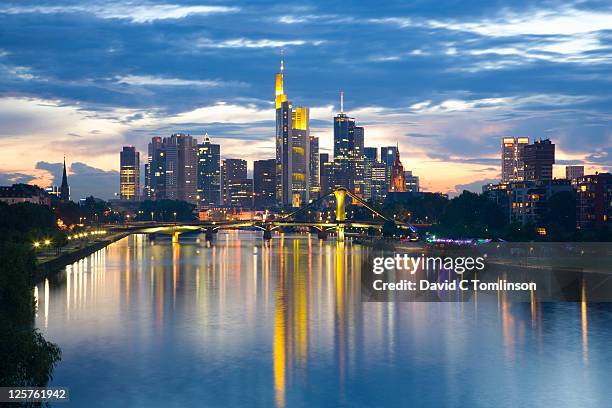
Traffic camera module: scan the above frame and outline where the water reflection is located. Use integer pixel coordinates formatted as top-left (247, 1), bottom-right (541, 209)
top-left (34, 233), bottom-right (611, 408)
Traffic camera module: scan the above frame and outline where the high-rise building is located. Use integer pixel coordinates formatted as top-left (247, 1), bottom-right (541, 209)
top-left (254, 159), bottom-right (276, 208)
top-left (119, 146), bottom-right (140, 201)
top-left (381, 146), bottom-right (398, 188)
top-left (144, 134), bottom-right (198, 202)
top-left (389, 147), bottom-right (406, 193)
top-left (524, 139), bottom-right (555, 181)
top-left (566, 165), bottom-right (584, 181)
top-left (274, 56), bottom-right (311, 208)
top-left (309, 136), bottom-right (320, 200)
top-left (222, 159), bottom-right (252, 208)
top-left (291, 106), bottom-right (310, 207)
top-left (501, 137), bottom-right (529, 183)
top-left (364, 147), bottom-right (378, 162)
top-left (369, 161), bottom-right (387, 202)
top-left (320, 153), bottom-right (333, 196)
top-left (60, 157), bottom-right (70, 201)
top-left (363, 147), bottom-right (379, 201)
top-left (197, 133), bottom-right (221, 207)
top-left (332, 92), bottom-right (364, 196)
top-left (405, 170), bottom-right (419, 193)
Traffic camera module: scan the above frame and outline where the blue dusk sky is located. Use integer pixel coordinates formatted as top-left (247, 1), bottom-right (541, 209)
top-left (0, 0), bottom-right (610, 199)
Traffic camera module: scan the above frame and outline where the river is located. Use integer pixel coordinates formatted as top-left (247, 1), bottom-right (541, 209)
top-left (34, 232), bottom-right (612, 407)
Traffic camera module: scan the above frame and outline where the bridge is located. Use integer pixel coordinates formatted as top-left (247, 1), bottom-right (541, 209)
top-left (113, 187), bottom-right (417, 243)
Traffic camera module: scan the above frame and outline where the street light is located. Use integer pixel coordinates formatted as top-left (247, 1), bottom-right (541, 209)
top-left (44, 239), bottom-right (51, 246)
top-left (33, 241), bottom-right (40, 248)
top-left (173, 212), bottom-right (177, 223)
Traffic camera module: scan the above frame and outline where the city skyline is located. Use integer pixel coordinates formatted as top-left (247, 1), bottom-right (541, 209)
top-left (1, 0), bottom-right (611, 200)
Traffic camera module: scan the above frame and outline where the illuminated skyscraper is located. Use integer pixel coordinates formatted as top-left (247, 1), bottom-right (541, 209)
top-left (120, 146), bottom-right (140, 200)
top-left (275, 54), bottom-right (310, 207)
top-left (380, 145), bottom-right (398, 188)
top-left (197, 133), bottom-right (221, 207)
top-left (320, 153), bottom-right (333, 196)
top-left (501, 137), bottom-right (529, 183)
top-left (332, 92), bottom-right (364, 196)
top-left (146, 137), bottom-right (165, 199)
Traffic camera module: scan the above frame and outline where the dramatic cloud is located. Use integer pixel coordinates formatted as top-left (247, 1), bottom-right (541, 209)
top-left (0, 0), bottom-right (609, 197)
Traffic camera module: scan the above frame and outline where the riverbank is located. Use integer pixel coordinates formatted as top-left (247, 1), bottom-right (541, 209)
top-left (35, 232), bottom-right (129, 283)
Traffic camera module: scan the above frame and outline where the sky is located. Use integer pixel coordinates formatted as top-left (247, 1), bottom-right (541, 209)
top-left (0, 0), bottom-right (610, 199)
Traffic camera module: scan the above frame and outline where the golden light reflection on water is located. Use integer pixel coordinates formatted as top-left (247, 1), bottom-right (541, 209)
top-left (33, 233), bottom-right (600, 407)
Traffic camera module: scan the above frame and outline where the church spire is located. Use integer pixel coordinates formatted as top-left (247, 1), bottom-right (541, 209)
top-left (60, 156), bottom-right (70, 201)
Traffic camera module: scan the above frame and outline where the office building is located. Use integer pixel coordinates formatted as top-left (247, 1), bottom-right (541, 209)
top-left (524, 139), bottom-right (555, 181)
top-left (405, 170), bottom-right (420, 193)
top-left (501, 137), bottom-right (529, 183)
top-left (381, 145), bottom-right (398, 187)
top-left (254, 159), bottom-right (276, 208)
top-left (197, 134), bottom-right (221, 207)
top-left (369, 161), bottom-right (387, 202)
top-left (144, 134), bottom-right (198, 203)
top-left (332, 92), bottom-right (364, 196)
top-left (309, 136), bottom-right (320, 199)
top-left (509, 179), bottom-right (571, 225)
top-left (275, 56), bottom-right (310, 208)
top-left (119, 146), bottom-right (140, 201)
top-left (222, 159), bottom-right (252, 208)
top-left (566, 165), bottom-right (584, 181)
top-left (320, 153), bottom-right (333, 196)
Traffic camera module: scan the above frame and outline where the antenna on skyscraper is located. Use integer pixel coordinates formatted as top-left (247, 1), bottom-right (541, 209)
top-left (340, 90), bottom-right (344, 113)
top-left (280, 48), bottom-right (284, 72)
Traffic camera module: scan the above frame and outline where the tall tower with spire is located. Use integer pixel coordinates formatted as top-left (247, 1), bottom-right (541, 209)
top-left (275, 52), bottom-right (310, 207)
top-left (60, 156), bottom-right (70, 201)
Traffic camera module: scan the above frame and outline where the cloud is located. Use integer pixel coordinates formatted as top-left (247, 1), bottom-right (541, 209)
top-left (453, 178), bottom-right (500, 196)
top-left (35, 161), bottom-right (119, 200)
top-left (0, 172), bottom-right (36, 185)
top-left (0, 3), bottom-right (239, 23)
top-left (115, 75), bottom-right (223, 87)
top-left (196, 38), bottom-right (325, 49)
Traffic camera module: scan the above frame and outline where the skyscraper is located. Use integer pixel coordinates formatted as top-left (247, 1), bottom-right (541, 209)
top-left (222, 159), bottom-right (252, 208)
top-left (274, 55), bottom-right (310, 208)
top-left (332, 92), bottom-right (364, 196)
top-left (144, 134), bottom-right (198, 203)
top-left (197, 133), bottom-right (221, 207)
top-left (119, 146), bottom-right (140, 201)
top-left (320, 153), bottom-right (332, 196)
top-left (254, 159), bottom-right (276, 208)
top-left (524, 139), bottom-right (555, 181)
top-left (60, 157), bottom-right (70, 201)
top-left (501, 137), bottom-right (529, 183)
top-left (309, 136), bottom-right (320, 199)
top-left (405, 170), bottom-right (420, 193)
top-left (380, 145), bottom-right (398, 188)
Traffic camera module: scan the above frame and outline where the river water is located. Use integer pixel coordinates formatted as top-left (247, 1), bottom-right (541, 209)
top-left (35, 232), bottom-right (612, 407)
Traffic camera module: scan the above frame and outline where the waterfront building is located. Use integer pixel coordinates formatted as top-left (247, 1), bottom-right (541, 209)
top-left (0, 184), bottom-right (51, 206)
top-left (291, 106), bottom-right (310, 207)
top-left (509, 179), bottom-right (571, 225)
top-left (566, 165), bottom-right (584, 181)
top-left (524, 139), bottom-right (555, 181)
top-left (119, 146), bottom-right (140, 201)
top-left (60, 157), bottom-right (70, 201)
top-left (145, 137), bottom-right (165, 200)
top-left (197, 134), bottom-right (221, 207)
top-left (501, 137), bottom-right (529, 183)
top-left (575, 173), bottom-right (611, 230)
top-left (254, 159), bottom-right (276, 208)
